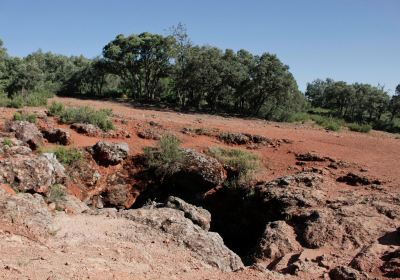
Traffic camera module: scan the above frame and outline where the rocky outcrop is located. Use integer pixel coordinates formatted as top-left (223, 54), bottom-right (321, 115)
top-left (255, 221), bottom-right (302, 261)
top-left (0, 188), bottom-right (54, 242)
top-left (137, 128), bottom-right (162, 140)
top-left (329, 265), bottom-right (370, 280)
top-left (165, 196), bottom-right (211, 230)
top-left (0, 153), bottom-right (66, 193)
top-left (6, 121), bottom-right (44, 149)
top-left (337, 172), bottom-right (381, 186)
top-left (90, 141), bottom-right (129, 166)
top-left (0, 137), bottom-right (32, 156)
top-left (42, 127), bottom-right (72, 145)
top-left (70, 123), bottom-right (102, 137)
top-left (119, 207), bottom-right (244, 272)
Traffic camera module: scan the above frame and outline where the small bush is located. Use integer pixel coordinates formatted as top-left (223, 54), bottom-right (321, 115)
top-left (41, 146), bottom-right (83, 166)
top-left (206, 147), bottom-right (259, 182)
top-left (144, 134), bottom-right (183, 168)
top-left (7, 96), bottom-right (24, 108)
top-left (25, 91), bottom-right (50, 107)
top-left (347, 123), bottom-right (372, 133)
top-left (58, 106), bottom-right (114, 131)
top-left (0, 93), bottom-right (9, 107)
top-left (2, 138), bottom-right (13, 147)
top-left (13, 112), bottom-right (37, 123)
top-left (48, 102), bottom-right (65, 116)
top-left (46, 184), bottom-right (66, 203)
top-left (287, 112), bottom-right (310, 123)
top-left (310, 115), bottom-right (341, 131)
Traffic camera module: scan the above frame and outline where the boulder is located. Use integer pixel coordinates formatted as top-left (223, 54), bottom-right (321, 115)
top-left (329, 266), bottom-right (370, 280)
top-left (137, 128), bottom-right (162, 140)
top-left (42, 127), bottom-right (71, 145)
top-left (337, 172), bottom-right (381, 186)
top-left (70, 123), bottom-right (102, 137)
top-left (0, 153), bottom-right (66, 193)
top-left (165, 196), bottom-right (211, 230)
top-left (102, 184), bottom-right (137, 209)
top-left (6, 121), bottom-right (44, 150)
top-left (255, 221), bottom-right (302, 261)
top-left (0, 188), bottom-right (54, 242)
top-left (90, 141), bottom-right (129, 166)
top-left (0, 137), bottom-right (32, 156)
top-left (119, 207), bottom-right (244, 272)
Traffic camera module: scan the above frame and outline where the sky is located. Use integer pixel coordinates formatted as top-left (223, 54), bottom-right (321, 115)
top-left (0, 0), bottom-right (399, 93)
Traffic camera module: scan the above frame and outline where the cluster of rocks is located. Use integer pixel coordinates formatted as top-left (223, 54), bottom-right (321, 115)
top-left (218, 131), bottom-right (290, 148)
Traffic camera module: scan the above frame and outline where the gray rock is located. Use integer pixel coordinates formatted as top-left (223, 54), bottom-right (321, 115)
top-left (329, 265), bottom-right (371, 280)
top-left (90, 141), bottom-right (129, 166)
top-left (165, 196), bottom-right (211, 230)
top-left (6, 121), bottom-right (44, 150)
top-left (42, 127), bottom-right (71, 145)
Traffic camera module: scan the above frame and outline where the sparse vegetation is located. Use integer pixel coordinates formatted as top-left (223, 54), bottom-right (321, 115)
top-left (2, 138), bottom-right (13, 147)
top-left (13, 112), bottom-right (37, 123)
top-left (143, 134), bottom-right (184, 169)
top-left (52, 106), bottom-right (114, 131)
top-left (347, 123), bottom-right (372, 133)
top-left (41, 146), bottom-right (83, 166)
top-left (310, 115), bottom-right (342, 131)
top-left (206, 147), bottom-right (260, 183)
top-left (46, 184), bottom-right (66, 203)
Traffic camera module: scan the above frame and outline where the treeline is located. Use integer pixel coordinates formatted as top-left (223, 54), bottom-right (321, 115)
top-left (306, 79), bottom-right (400, 132)
top-left (0, 24), bottom-right (399, 132)
top-left (0, 25), bottom-right (306, 121)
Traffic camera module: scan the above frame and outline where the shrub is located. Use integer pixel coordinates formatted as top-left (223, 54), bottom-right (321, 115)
top-left (2, 138), bottom-right (13, 147)
top-left (48, 102), bottom-right (65, 116)
top-left (0, 93), bottom-right (9, 107)
top-left (58, 106), bottom-right (114, 131)
top-left (25, 91), bottom-right (50, 107)
top-left (46, 184), bottom-right (66, 203)
top-left (143, 134), bottom-right (183, 168)
top-left (13, 112), bottom-right (37, 123)
top-left (206, 147), bottom-right (259, 182)
top-left (287, 112), bottom-right (310, 123)
top-left (7, 95), bottom-right (24, 108)
top-left (41, 146), bottom-right (83, 166)
top-left (347, 123), bottom-right (372, 133)
top-left (310, 115), bottom-right (341, 131)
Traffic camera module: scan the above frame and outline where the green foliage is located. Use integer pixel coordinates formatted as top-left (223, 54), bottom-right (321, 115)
top-left (25, 91), bottom-right (52, 107)
top-left (13, 112), bottom-right (37, 123)
top-left (2, 138), bottom-right (13, 147)
top-left (46, 184), bottom-right (66, 203)
top-left (41, 146), bottom-right (83, 166)
top-left (57, 106), bottom-right (114, 131)
top-left (206, 147), bottom-right (259, 182)
top-left (7, 95), bottom-right (24, 108)
top-left (143, 134), bottom-right (184, 168)
top-left (287, 112), bottom-right (310, 123)
top-left (347, 123), bottom-right (372, 133)
top-left (48, 102), bottom-right (64, 116)
top-left (310, 115), bottom-right (342, 131)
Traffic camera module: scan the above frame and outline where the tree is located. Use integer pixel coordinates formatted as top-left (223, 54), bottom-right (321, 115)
top-left (103, 32), bottom-right (175, 100)
top-left (389, 84), bottom-right (400, 121)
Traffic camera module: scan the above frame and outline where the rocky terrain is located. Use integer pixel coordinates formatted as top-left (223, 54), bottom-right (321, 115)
top-left (0, 96), bottom-right (399, 279)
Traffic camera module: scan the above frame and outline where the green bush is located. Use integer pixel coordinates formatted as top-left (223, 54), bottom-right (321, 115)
top-left (2, 138), bottom-right (13, 147)
top-left (310, 115), bottom-right (342, 131)
top-left (25, 91), bottom-right (50, 107)
top-left (0, 93), bottom-right (9, 107)
top-left (13, 112), bottom-right (37, 123)
top-left (58, 106), bottom-right (114, 131)
top-left (47, 102), bottom-right (65, 116)
top-left (7, 96), bottom-right (24, 108)
top-left (347, 123), bottom-right (372, 133)
top-left (206, 147), bottom-right (259, 182)
top-left (287, 112), bottom-right (310, 123)
top-left (143, 134), bottom-right (183, 168)
top-left (46, 184), bottom-right (66, 203)
top-left (41, 146), bottom-right (83, 166)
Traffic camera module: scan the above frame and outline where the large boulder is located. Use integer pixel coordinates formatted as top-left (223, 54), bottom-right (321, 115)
top-left (6, 121), bottom-right (44, 149)
top-left (119, 207), bottom-right (244, 272)
top-left (165, 196), bottom-right (211, 230)
top-left (90, 141), bottom-right (129, 166)
top-left (70, 123), bottom-right (102, 137)
top-left (42, 127), bottom-right (72, 145)
top-left (0, 188), bottom-right (54, 242)
top-left (0, 153), bottom-right (66, 193)
top-left (255, 221), bottom-right (302, 261)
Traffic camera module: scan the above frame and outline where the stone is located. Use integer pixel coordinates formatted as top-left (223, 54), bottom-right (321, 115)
top-left (70, 123), bottom-right (102, 137)
top-left (90, 141), bottom-right (129, 166)
top-left (6, 121), bottom-right (44, 149)
top-left (329, 266), bottom-right (370, 280)
top-left (42, 127), bottom-right (71, 145)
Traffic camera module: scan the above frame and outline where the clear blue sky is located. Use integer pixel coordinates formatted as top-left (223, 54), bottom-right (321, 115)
top-left (0, 0), bottom-right (399, 93)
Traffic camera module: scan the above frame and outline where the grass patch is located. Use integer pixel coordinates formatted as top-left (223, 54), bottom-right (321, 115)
top-left (7, 95), bottom-right (24, 108)
top-left (25, 91), bottom-right (51, 107)
top-left (310, 115), bottom-right (342, 131)
top-left (41, 146), bottom-right (83, 166)
top-left (347, 123), bottom-right (372, 133)
top-left (287, 112), bottom-right (310, 123)
top-left (206, 147), bottom-right (259, 183)
top-left (2, 138), bottom-right (13, 147)
top-left (13, 112), bottom-right (37, 123)
top-left (143, 134), bottom-right (183, 168)
top-left (46, 184), bottom-right (66, 203)
top-left (53, 106), bottom-right (114, 131)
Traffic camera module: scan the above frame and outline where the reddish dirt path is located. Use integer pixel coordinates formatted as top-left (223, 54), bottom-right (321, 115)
top-left (50, 96), bottom-right (400, 190)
